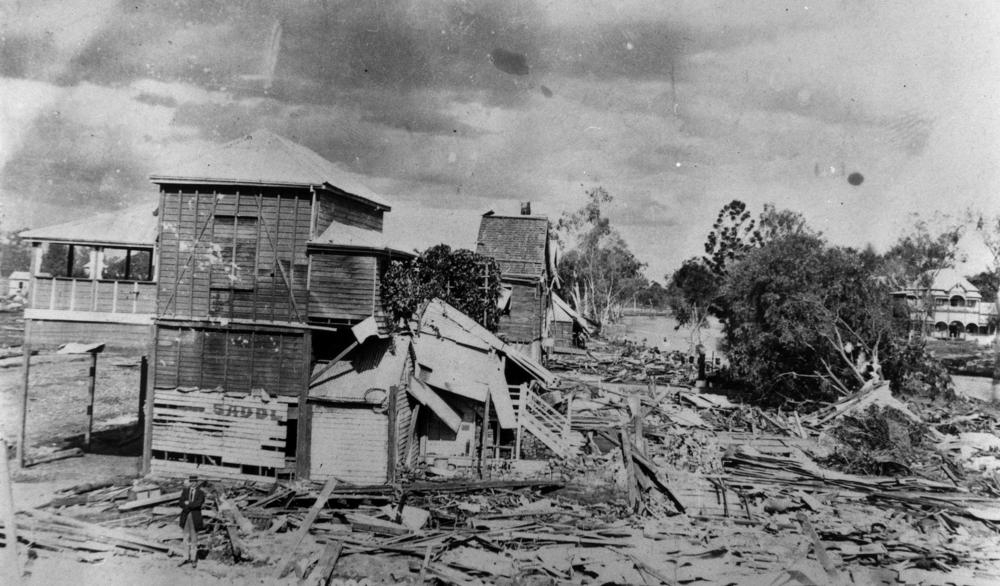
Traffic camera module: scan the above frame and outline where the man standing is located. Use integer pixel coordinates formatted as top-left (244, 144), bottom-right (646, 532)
top-left (178, 475), bottom-right (205, 567)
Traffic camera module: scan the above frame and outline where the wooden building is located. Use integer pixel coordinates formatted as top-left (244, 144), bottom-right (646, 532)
top-left (476, 208), bottom-right (555, 361)
top-left (19, 203), bottom-right (159, 351)
top-left (306, 299), bottom-right (578, 484)
top-left (142, 130), bottom-right (412, 482)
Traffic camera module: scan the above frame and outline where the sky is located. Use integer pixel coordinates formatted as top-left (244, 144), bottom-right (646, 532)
top-left (2, 0), bottom-right (999, 281)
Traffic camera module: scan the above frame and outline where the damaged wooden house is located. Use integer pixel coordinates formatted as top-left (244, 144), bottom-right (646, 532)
top-left (141, 129), bottom-right (413, 482)
top-left (475, 205), bottom-right (557, 362)
top-left (307, 298), bottom-right (580, 484)
top-left (18, 202), bottom-right (159, 351)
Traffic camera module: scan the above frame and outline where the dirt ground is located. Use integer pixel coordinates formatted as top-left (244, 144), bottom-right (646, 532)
top-left (0, 350), bottom-right (144, 454)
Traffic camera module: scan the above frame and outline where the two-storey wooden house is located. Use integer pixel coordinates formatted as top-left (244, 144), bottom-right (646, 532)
top-left (142, 130), bottom-right (412, 481)
top-left (475, 208), bottom-right (554, 361)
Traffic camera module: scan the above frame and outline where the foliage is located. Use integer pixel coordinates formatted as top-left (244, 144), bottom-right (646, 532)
top-left (0, 227), bottom-right (33, 277)
top-left (966, 270), bottom-right (998, 303)
top-left (665, 259), bottom-right (719, 346)
top-left (722, 233), bottom-right (900, 404)
top-left (881, 338), bottom-right (956, 400)
top-left (822, 405), bottom-right (933, 477)
top-left (702, 199), bottom-right (762, 277)
top-left (629, 280), bottom-right (670, 309)
top-left (555, 187), bottom-right (647, 324)
top-left (881, 213), bottom-right (965, 289)
top-left (381, 244), bottom-right (502, 330)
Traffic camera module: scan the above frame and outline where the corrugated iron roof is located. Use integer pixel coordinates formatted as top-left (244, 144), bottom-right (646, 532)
top-left (309, 337), bottom-right (409, 402)
top-left (19, 201), bottom-right (159, 247)
top-left (418, 298), bottom-right (557, 387)
top-left (150, 129), bottom-right (391, 210)
top-left (308, 220), bottom-right (414, 257)
top-left (476, 214), bottom-right (549, 277)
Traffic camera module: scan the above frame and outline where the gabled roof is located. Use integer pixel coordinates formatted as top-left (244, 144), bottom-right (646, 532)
top-left (149, 129), bottom-right (391, 210)
top-left (19, 202), bottom-right (159, 247)
top-left (898, 268), bottom-right (982, 298)
top-left (476, 214), bottom-right (549, 277)
top-left (308, 221), bottom-right (414, 258)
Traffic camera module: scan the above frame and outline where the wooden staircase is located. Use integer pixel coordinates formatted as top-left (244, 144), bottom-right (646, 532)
top-left (510, 385), bottom-right (582, 459)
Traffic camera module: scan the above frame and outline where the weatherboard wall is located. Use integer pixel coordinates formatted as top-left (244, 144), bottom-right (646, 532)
top-left (156, 185), bottom-right (311, 323)
top-left (498, 280), bottom-right (546, 344)
top-left (153, 324), bottom-right (307, 398)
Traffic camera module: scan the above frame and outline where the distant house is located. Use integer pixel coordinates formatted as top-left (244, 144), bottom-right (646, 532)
top-left (7, 271), bottom-right (30, 297)
top-left (476, 206), bottom-right (555, 361)
top-left (143, 129), bottom-right (413, 482)
top-left (18, 203), bottom-right (159, 350)
top-left (892, 268), bottom-right (998, 339)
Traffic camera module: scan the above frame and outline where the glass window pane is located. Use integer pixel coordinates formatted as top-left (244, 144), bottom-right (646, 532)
top-left (71, 246), bottom-right (95, 278)
top-left (39, 243), bottom-right (70, 276)
top-left (130, 249), bottom-right (152, 281)
top-left (103, 248), bottom-right (128, 279)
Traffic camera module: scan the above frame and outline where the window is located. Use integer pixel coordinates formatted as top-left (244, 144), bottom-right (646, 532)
top-left (935, 298), bottom-right (948, 306)
top-left (37, 243), bottom-right (95, 278)
top-left (212, 215), bottom-right (258, 290)
top-left (102, 248), bottom-right (153, 281)
top-left (967, 299), bottom-right (978, 308)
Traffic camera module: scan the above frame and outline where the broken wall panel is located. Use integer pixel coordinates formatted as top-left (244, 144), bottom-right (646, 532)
top-left (154, 325), bottom-right (305, 397)
top-left (150, 388), bottom-right (290, 481)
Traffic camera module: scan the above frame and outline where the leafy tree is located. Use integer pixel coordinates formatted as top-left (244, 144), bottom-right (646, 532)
top-left (555, 187), bottom-right (647, 324)
top-left (381, 244), bottom-right (502, 330)
top-left (702, 199), bottom-right (762, 277)
top-left (665, 259), bottom-right (719, 347)
top-left (631, 280), bottom-right (669, 309)
top-left (722, 233), bottom-right (899, 405)
top-left (881, 213), bottom-right (966, 336)
top-left (882, 213), bottom-right (965, 287)
top-left (973, 212), bottom-right (1000, 401)
top-left (967, 270), bottom-right (999, 303)
top-left (0, 227), bottom-right (33, 278)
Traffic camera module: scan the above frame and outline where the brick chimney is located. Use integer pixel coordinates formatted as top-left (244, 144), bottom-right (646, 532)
top-left (520, 201), bottom-right (532, 215)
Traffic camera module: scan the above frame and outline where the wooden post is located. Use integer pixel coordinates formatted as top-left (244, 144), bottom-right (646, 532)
top-left (137, 356), bottom-right (148, 437)
top-left (84, 351), bottom-right (98, 450)
top-left (0, 432), bottom-right (22, 585)
top-left (619, 425), bottom-right (639, 513)
top-left (295, 330), bottom-right (313, 480)
top-left (386, 385), bottom-right (398, 482)
top-left (16, 320), bottom-right (31, 469)
top-left (0, 433), bottom-right (21, 584)
top-left (141, 325), bottom-right (157, 475)
top-left (478, 390), bottom-right (491, 479)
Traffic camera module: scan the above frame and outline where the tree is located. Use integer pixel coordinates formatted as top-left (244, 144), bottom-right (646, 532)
top-left (555, 187), bottom-right (647, 324)
top-left (666, 259), bottom-right (719, 347)
top-left (0, 227), bottom-right (33, 279)
top-left (881, 213), bottom-right (965, 336)
top-left (381, 244), bottom-right (503, 330)
top-left (974, 212), bottom-right (1000, 402)
top-left (722, 233), bottom-right (899, 404)
top-left (702, 199), bottom-right (762, 277)
top-left (967, 270), bottom-right (999, 303)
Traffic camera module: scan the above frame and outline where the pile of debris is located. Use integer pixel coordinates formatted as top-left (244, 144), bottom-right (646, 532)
top-left (6, 373), bottom-right (1000, 584)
